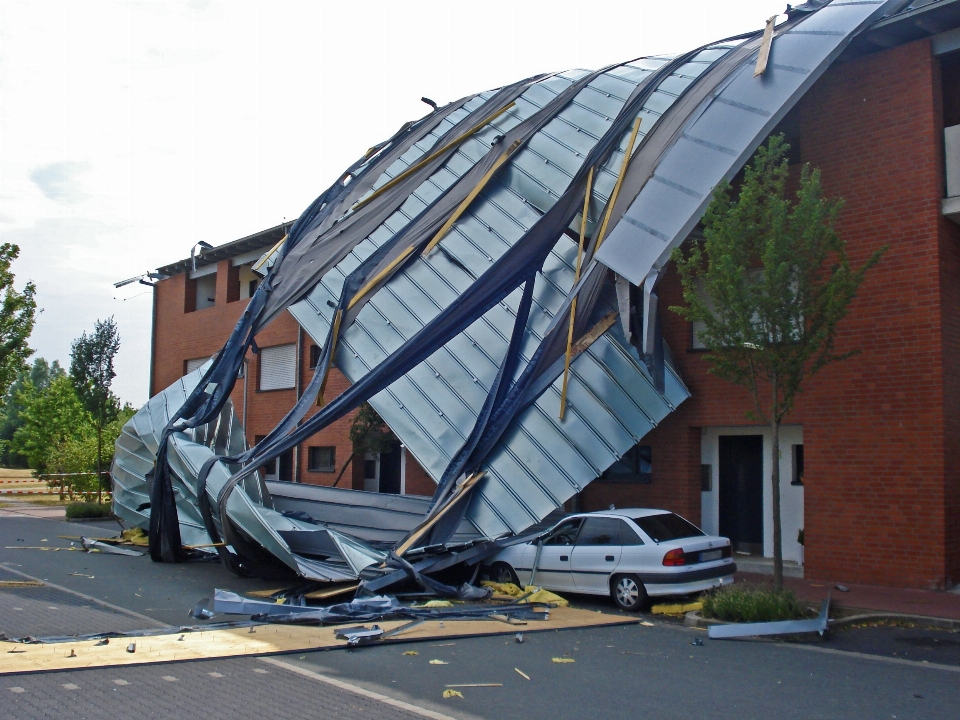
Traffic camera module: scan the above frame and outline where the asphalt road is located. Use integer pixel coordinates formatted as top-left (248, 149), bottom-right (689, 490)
top-left (2, 513), bottom-right (960, 720)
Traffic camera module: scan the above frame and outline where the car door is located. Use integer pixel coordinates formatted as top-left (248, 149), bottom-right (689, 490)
top-left (531, 518), bottom-right (582, 592)
top-left (570, 517), bottom-right (623, 595)
top-left (614, 519), bottom-right (647, 577)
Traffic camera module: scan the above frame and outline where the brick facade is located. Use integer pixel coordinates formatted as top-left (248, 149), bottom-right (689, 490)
top-left (151, 258), bottom-right (437, 497)
top-left (151, 38), bottom-right (960, 590)
top-left (581, 39), bottom-right (959, 590)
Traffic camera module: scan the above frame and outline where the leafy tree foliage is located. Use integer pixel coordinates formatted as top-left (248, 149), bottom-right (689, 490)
top-left (670, 136), bottom-right (883, 589)
top-left (0, 244), bottom-right (37, 401)
top-left (70, 317), bottom-right (121, 500)
top-left (10, 375), bottom-right (89, 473)
top-left (0, 358), bottom-right (63, 466)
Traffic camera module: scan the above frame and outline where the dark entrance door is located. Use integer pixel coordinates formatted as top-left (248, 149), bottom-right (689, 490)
top-left (719, 435), bottom-right (763, 554)
top-left (378, 445), bottom-right (402, 494)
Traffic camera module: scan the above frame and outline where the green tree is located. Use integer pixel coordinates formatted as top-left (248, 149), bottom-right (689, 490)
top-left (670, 136), bottom-right (883, 589)
top-left (11, 375), bottom-right (90, 473)
top-left (0, 244), bottom-right (37, 402)
top-left (0, 358), bottom-right (63, 467)
top-left (330, 402), bottom-right (397, 487)
top-left (70, 317), bottom-right (121, 502)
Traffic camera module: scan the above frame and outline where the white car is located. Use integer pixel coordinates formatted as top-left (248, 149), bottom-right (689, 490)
top-left (484, 509), bottom-right (735, 611)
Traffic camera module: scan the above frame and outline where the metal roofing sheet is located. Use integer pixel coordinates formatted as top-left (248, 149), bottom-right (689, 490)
top-left (596, 0), bottom-right (902, 285)
top-left (287, 46), bottom-right (737, 537)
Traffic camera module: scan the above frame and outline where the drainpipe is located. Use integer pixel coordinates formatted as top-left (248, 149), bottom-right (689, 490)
top-left (148, 280), bottom-right (158, 398)
top-left (400, 444), bottom-right (406, 495)
top-left (294, 325), bottom-right (303, 482)
top-left (242, 358), bottom-right (249, 448)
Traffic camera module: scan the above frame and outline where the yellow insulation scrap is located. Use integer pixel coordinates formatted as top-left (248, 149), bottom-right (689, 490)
top-left (414, 600), bottom-right (454, 608)
top-left (479, 582), bottom-right (569, 607)
top-left (443, 689), bottom-right (464, 699)
top-left (120, 528), bottom-right (149, 547)
top-left (651, 601), bottom-right (702, 616)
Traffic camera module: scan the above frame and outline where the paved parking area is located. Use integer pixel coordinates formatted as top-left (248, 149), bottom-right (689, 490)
top-left (0, 566), bottom-right (160, 640)
top-left (4, 513), bottom-right (960, 719)
top-left (3, 657), bottom-right (449, 720)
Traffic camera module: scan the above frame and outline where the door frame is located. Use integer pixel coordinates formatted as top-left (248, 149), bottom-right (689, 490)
top-left (700, 425), bottom-right (804, 563)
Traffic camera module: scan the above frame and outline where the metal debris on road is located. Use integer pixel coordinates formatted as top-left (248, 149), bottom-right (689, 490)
top-left (708, 595), bottom-right (832, 640)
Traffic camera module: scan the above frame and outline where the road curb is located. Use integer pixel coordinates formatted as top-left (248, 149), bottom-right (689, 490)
top-left (684, 609), bottom-right (960, 631)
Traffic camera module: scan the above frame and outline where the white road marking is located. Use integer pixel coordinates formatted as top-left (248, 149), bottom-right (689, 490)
top-left (778, 642), bottom-right (960, 672)
top-left (260, 657), bottom-right (460, 720)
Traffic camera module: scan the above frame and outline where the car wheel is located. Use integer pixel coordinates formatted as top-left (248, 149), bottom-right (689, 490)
top-left (489, 562), bottom-right (521, 587)
top-left (611, 574), bottom-right (648, 612)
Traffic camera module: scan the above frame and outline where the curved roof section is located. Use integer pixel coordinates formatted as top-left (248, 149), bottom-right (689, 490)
top-left (275, 0), bottom-right (906, 540)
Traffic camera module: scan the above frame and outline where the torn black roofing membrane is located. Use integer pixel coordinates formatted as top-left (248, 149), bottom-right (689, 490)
top-left (111, 0), bottom-right (907, 595)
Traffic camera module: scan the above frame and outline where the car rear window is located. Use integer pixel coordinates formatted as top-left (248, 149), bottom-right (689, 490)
top-left (632, 513), bottom-right (704, 542)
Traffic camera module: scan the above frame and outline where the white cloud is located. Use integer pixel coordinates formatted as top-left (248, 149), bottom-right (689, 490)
top-left (0, 0), bottom-right (784, 406)
top-left (29, 161), bottom-right (93, 203)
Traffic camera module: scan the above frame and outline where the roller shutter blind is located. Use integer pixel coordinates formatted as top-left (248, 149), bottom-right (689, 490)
top-left (259, 344), bottom-right (296, 390)
top-left (185, 357), bottom-right (209, 374)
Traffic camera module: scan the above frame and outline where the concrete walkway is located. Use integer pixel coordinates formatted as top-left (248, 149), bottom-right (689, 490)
top-left (737, 571), bottom-right (960, 621)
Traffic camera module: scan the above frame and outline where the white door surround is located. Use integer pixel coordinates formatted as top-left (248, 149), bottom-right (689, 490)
top-left (700, 425), bottom-right (804, 564)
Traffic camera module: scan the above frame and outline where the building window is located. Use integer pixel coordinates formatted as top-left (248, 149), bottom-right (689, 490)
top-left (185, 273), bottom-right (217, 313)
top-left (792, 444), bottom-right (804, 486)
top-left (256, 435), bottom-right (293, 482)
top-left (600, 445), bottom-right (652, 484)
top-left (236, 263), bottom-right (260, 301)
top-left (258, 344), bottom-right (296, 391)
top-left (185, 357), bottom-right (209, 375)
top-left (308, 446), bottom-right (336, 472)
top-left (308, 344), bottom-right (322, 369)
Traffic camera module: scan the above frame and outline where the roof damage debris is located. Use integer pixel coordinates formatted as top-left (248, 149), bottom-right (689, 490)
top-left (111, 1), bottom-right (906, 595)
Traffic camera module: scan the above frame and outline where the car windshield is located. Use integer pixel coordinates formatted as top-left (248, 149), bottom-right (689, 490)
top-left (632, 513), bottom-right (704, 542)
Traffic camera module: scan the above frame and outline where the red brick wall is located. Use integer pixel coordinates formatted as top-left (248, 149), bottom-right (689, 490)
top-left (152, 259), bottom-right (359, 489)
top-left (936, 54), bottom-right (960, 585)
top-left (588, 40), bottom-right (956, 590)
top-left (404, 454), bottom-right (437, 497)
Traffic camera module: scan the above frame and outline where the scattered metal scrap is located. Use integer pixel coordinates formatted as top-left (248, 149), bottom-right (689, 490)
top-left (708, 595), bottom-right (831, 640)
top-left (111, 1), bottom-right (906, 593)
top-left (80, 537), bottom-right (144, 556)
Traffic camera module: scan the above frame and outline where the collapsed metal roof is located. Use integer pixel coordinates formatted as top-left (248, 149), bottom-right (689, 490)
top-left (115, 0), bottom-right (911, 589)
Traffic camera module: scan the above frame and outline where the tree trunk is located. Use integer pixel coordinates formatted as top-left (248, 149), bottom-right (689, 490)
top-left (771, 381), bottom-right (784, 590)
top-left (96, 408), bottom-right (103, 505)
top-left (331, 452), bottom-right (356, 488)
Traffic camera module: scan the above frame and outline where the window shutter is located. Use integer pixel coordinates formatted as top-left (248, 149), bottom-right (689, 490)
top-left (259, 344), bottom-right (296, 390)
top-left (186, 357), bottom-right (208, 374)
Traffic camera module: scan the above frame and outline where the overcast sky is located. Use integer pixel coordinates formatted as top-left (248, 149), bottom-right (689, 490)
top-left (1, 0), bottom-right (784, 406)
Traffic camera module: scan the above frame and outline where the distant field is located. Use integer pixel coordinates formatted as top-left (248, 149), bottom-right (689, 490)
top-left (0, 468), bottom-right (34, 479)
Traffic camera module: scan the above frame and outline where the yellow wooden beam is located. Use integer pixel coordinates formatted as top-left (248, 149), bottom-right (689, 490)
top-left (423, 139), bottom-right (522, 256)
top-left (394, 471), bottom-right (485, 557)
top-left (353, 102), bottom-right (516, 211)
top-left (559, 167), bottom-right (594, 421)
top-left (594, 116), bottom-right (642, 252)
top-left (346, 245), bottom-right (416, 312)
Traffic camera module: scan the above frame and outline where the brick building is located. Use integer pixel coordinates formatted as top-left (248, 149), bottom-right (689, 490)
top-left (150, 225), bottom-right (438, 498)
top-left (149, 10), bottom-right (960, 590)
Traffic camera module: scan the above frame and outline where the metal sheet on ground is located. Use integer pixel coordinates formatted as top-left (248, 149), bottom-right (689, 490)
top-left (0, 606), bottom-right (635, 674)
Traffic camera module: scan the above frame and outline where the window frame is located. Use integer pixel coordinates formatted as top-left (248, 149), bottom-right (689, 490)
top-left (257, 343), bottom-right (297, 392)
top-left (307, 446), bottom-right (336, 473)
